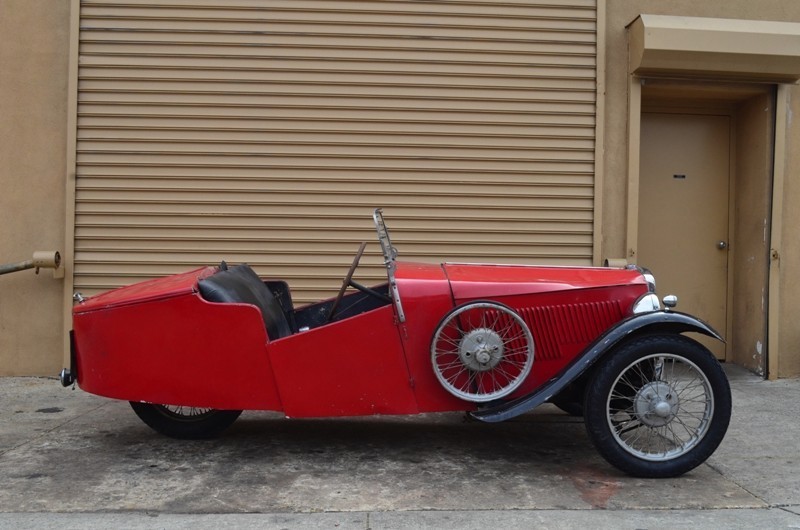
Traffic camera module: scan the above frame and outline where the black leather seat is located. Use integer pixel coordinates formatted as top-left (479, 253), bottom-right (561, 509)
top-left (198, 264), bottom-right (292, 341)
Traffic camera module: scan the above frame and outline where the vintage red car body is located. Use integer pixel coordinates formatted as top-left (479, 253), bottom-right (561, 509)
top-left (72, 261), bottom-right (647, 415)
top-left (63, 210), bottom-right (731, 478)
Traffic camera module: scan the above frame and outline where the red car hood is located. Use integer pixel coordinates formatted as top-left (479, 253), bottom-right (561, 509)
top-left (443, 262), bottom-right (646, 300)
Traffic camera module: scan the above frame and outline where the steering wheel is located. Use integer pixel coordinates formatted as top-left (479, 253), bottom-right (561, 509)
top-left (327, 242), bottom-right (368, 322)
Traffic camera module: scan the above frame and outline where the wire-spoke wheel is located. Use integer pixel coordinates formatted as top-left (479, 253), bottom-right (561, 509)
top-left (584, 334), bottom-right (731, 477)
top-left (130, 402), bottom-right (242, 439)
top-left (431, 301), bottom-right (534, 403)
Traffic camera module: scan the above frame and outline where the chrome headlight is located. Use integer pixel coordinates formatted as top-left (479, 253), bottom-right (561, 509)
top-left (642, 268), bottom-right (656, 293)
top-left (633, 293), bottom-right (661, 314)
top-left (624, 266), bottom-right (659, 312)
top-left (624, 264), bottom-right (657, 293)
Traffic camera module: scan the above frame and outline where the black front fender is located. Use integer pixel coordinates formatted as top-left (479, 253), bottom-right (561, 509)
top-left (470, 311), bottom-right (722, 423)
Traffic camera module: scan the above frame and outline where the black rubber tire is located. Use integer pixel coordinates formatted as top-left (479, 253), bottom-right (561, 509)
top-left (584, 334), bottom-right (731, 478)
top-left (129, 402), bottom-right (242, 439)
top-left (551, 396), bottom-right (584, 417)
top-left (550, 381), bottom-right (586, 416)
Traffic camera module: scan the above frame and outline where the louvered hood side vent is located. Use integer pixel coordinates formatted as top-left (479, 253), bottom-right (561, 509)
top-left (516, 301), bottom-right (623, 361)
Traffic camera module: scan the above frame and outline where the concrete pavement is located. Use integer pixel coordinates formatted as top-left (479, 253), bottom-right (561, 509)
top-left (0, 364), bottom-right (798, 528)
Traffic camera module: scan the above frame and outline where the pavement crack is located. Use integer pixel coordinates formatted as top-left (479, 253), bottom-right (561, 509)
top-left (704, 461), bottom-right (771, 508)
top-left (0, 400), bottom-right (113, 458)
top-left (777, 505), bottom-right (800, 518)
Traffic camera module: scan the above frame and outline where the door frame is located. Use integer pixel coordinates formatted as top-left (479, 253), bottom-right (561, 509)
top-left (625, 77), bottom-right (785, 377)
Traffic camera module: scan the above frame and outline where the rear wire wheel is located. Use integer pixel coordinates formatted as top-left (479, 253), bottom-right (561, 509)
top-left (584, 334), bottom-right (731, 477)
top-left (129, 402), bottom-right (242, 439)
top-left (431, 301), bottom-right (534, 403)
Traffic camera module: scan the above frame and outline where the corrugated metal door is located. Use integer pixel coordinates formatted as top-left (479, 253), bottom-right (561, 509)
top-left (75, 0), bottom-right (597, 303)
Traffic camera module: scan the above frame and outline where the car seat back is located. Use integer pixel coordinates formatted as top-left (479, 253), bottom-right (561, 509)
top-left (198, 264), bottom-right (292, 341)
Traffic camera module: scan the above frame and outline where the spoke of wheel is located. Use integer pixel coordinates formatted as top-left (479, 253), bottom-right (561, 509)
top-left (439, 333), bottom-right (464, 349)
top-left (436, 363), bottom-right (462, 375)
top-left (508, 341), bottom-right (529, 356)
top-left (441, 367), bottom-right (464, 379)
top-left (488, 310), bottom-right (501, 331)
top-left (677, 408), bottom-right (709, 424)
top-left (497, 320), bottom-right (517, 339)
top-left (677, 382), bottom-right (707, 397)
top-left (499, 329), bottom-right (524, 345)
top-left (445, 364), bottom-right (469, 383)
top-left (682, 380), bottom-right (709, 395)
top-left (631, 361), bottom-right (652, 385)
top-left (679, 394), bottom-right (710, 406)
top-left (677, 380), bottom-right (706, 399)
top-left (466, 369), bottom-right (479, 391)
top-left (650, 426), bottom-right (665, 454)
top-left (664, 421), bottom-right (685, 449)
top-left (649, 421), bottom-right (671, 452)
top-left (473, 372), bottom-right (484, 395)
top-left (495, 364), bottom-right (519, 382)
top-left (479, 310), bottom-right (489, 329)
top-left (489, 369), bottom-right (501, 392)
top-left (453, 364), bottom-right (471, 381)
top-left (500, 357), bottom-right (528, 370)
top-left (499, 365), bottom-right (524, 379)
top-left (438, 357), bottom-right (465, 369)
top-left (498, 353), bottom-right (521, 366)
top-left (669, 358), bottom-right (677, 382)
top-left (609, 386), bottom-right (636, 400)
top-left (616, 418), bottom-right (645, 437)
top-left (617, 369), bottom-right (642, 393)
top-left (672, 412), bottom-right (700, 440)
top-left (641, 426), bottom-right (656, 454)
top-left (629, 422), bottom-right (650, 449)
top-left (166, 405), bottom-right (211, 418)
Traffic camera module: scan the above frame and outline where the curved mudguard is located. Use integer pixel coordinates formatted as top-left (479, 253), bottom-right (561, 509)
top-left (470, 310), bottom-right (723, 423)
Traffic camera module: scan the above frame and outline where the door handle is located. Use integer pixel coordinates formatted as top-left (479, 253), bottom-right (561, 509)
top-left (717, 241), bottom-right (728, 250)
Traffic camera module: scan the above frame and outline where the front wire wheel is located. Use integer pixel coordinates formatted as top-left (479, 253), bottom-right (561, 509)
top-left (584, 335), bottom-right (731, 477)
top-left (431, 301), bottom-right (534, 403)
top-left (129, 402), bottom-right (242, 439)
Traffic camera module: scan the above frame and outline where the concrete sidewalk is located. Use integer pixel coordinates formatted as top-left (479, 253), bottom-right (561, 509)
top-left (0, 365), bottom-right (798, 529)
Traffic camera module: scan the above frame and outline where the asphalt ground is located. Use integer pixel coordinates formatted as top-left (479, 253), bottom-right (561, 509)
top-left (0, 364), bottom-right (798, 529)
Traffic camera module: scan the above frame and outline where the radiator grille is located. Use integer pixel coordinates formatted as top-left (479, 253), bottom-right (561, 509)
top-left (517, 301), bottom-right (622, 360)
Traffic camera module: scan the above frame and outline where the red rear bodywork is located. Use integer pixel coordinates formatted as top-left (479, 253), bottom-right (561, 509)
top-left (72, 261), bottom-right (648, 415)
top-left (72, 267), bottom-right (283, 410)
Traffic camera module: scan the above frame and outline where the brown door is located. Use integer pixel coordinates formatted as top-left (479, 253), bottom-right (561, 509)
top-left (638, 112), bottom-right (730, 359)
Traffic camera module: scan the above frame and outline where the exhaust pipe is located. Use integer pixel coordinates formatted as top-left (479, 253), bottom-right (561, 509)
top-left (0, 250), bottom-right (62, 277)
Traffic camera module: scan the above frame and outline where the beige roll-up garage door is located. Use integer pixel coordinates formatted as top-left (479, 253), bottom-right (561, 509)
top-left (75, 0), bottom-right (597, 303)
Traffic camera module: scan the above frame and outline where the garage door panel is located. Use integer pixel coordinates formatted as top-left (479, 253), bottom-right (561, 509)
top-left (78, 130), bottom-right (596, 151)
top-left (75, 1), bottom-right (598, 302)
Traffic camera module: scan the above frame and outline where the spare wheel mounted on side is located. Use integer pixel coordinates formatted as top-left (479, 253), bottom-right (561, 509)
top-left (430, 301), bottom-right (534, 403)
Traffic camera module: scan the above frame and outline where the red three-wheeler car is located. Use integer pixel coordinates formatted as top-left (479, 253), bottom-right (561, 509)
top-left (61, 209), bottom-right (731, 478)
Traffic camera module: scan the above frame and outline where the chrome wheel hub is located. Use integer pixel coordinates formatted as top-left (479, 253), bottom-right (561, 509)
top-left (459, 328), bottom-right (503, 372)
top-left (634, 381), bottom-right (679, 427)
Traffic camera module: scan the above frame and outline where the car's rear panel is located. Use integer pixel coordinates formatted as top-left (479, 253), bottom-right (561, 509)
top-left (71, 267), bottom-right (283, 411)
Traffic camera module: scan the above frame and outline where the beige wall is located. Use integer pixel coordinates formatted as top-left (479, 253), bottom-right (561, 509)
top-left (603, 0), bottom-right (800, 377)
top-left (0, 0), bottom-right (70, 375)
